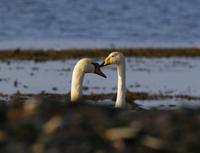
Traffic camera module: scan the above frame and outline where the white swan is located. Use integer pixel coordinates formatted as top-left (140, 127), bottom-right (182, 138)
top-left (101, 52), bottom-right (126, 108)
top-left (71, 58), bottom-right (106, 102)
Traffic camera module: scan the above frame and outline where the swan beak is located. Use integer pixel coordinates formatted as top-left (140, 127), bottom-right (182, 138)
top-left (100, 57), bottom-right (111, 67)
top-left (95, 66), bottom-right (107, 78)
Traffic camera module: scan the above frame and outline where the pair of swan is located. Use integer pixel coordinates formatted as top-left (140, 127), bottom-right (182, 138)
top-left (70, 52), bottom-right (126, 108)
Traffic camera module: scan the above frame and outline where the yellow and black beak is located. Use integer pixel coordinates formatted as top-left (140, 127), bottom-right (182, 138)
top-left (100, 56), bottom-right (112, 67)
top-left (92, 63), bottom-right (107, 78)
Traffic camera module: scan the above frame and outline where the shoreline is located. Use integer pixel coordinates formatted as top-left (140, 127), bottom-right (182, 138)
top-left (1, 91), bottom-right (199, 103)
top-left (0, 48), bottom-right (200, 60)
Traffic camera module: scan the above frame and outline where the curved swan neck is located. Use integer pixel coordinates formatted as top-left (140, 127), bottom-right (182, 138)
top-left (116, 58), bottom-right (126, 108)
top-left (71, 66), bottom-right (85, 102)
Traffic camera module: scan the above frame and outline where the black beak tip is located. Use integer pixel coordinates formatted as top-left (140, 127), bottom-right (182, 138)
top-left (99, 72), bottom-right (107, 78)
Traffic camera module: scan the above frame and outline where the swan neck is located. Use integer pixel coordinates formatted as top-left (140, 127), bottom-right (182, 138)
top-left (71, 66), bottom-right (84, 102)
top-left (116, 60), bottom-right (126, 108)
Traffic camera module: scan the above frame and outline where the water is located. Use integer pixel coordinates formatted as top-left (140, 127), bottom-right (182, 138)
top-left (135, 99), bottom-right (200, 110)
top-left (0, 57), bottom-right (200, 96)
top-left (1, 0), bottom-right (200, 49)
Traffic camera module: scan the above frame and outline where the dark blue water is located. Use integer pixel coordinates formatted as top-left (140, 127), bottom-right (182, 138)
top-left (1, 0), bottom-right (200, 49)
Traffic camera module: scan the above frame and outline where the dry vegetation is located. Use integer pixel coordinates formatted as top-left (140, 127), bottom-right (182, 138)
top-left (0, 48), bottom-right (200, 61)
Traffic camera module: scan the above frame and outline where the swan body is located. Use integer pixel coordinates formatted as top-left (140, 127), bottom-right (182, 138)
top-left (71, 58), bottom-right (106, 102)
top-left (101, 52), bottom-right (126, 108)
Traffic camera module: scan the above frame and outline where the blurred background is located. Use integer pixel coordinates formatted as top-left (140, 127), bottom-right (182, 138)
top-left (0, 0), bottom-right (200, 49)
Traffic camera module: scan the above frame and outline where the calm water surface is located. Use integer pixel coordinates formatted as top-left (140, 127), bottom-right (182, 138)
top-left (0, 57), bottom-right (200, 96)
top-left (0, 0), bottom-right (200, 49)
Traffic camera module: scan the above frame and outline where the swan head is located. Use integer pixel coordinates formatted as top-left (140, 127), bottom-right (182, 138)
top-left (76, 58), bottom-right (107, 78)
top-left (101, 52), bottom-right (124, 66)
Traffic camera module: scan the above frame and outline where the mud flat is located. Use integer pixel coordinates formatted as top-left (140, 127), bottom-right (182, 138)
top-left (0, 48), bottom-right (200, 60)
top-left (1, 92), bottom-right (200, 110)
